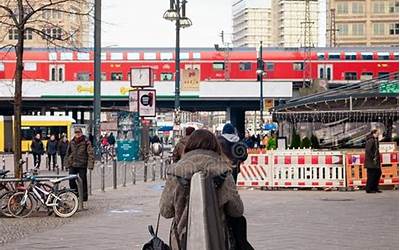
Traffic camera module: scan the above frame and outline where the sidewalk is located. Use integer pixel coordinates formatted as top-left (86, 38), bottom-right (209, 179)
top-left (1, 182), bottom-right (399, 250)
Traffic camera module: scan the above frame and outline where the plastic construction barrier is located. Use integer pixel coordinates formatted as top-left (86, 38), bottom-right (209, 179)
top-left (237, 150), bottom-right (346, 189)
top-left (346, 152), bottom-right (399, 188)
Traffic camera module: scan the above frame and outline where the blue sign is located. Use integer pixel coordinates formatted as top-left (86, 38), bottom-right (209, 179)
top-left (116, 140), bottom-right (139, 162)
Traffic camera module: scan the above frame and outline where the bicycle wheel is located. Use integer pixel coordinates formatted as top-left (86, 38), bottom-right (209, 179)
top-left (0, 191), bottom-right (14, 217)
top-left (52, 191), bottom-right (79, 218)
top-left (8, 192), bottom-right (35, 218)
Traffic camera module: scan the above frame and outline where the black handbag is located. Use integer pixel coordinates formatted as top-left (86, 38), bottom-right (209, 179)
top-left (142, 214), bottom-right (170, 250)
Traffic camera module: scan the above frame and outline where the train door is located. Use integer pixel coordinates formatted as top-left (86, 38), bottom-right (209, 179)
top-left (49, 64), bottom-right (65, 81)
top-left (318, 64), bottom-right (333, 81)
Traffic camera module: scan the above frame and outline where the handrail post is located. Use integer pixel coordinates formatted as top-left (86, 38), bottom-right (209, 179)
top-left (123, 161), bottom-right (127, 187)
top-left (25, 152), bottom-right (29, 172)
top-left (144, 155), bottom-right (148, 182)
top-left (132, 163), bottom-right (136, 185)
top-left (2, 155), bottom-right (5, 170)
top-left (101, 163), bottom-right (105, 192)
top-left (89, 168), bottom-right (93, 196)
top-left (76, 175), bottom-right (84, 211)
top-left (152, 156), bottom-right (156, 181)
top-left (113, 157), bottom-right (117, 189)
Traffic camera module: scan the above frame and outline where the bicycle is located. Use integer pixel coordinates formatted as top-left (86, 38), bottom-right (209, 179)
top-left (8, 175), bottom-right (79, 218)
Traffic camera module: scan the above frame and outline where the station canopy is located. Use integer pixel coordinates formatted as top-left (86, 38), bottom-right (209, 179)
top-left (271, 73), bottom-right (399, 123)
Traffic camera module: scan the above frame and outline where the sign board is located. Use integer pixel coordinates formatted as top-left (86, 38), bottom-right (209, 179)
top-left (181, 69), bottom-right (200, 91)
top-left (264, 99), bottom-right (274, 110)
top-left (379, 82), bottom-right (399, 94)
top-left (116, 140), bottom-right (139, 161)
top-left (129, 90), bottom-right (138, 112)
top-left (277, 137), bottom-right (287, 150)
top-left (138, 89), bottom-right (156, 117)
top-left (379, 142), bottom-right (397, 152)
top-left (130, 68), bottom-right (154, 87)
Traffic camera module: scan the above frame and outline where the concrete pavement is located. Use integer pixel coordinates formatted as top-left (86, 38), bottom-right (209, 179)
top-left (1, 180), bottom-right (398, 250)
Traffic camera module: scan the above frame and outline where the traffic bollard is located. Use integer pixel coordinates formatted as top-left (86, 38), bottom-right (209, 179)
top-left (25, 152), bottom-right (29, 172)
top-left (56, 164), bottom-right (60, 175)
top-left (123, 161), bottom-right (127, 187)
top-left (144, 158), bottom-right (148, 182)
top-left (101, 163), bottom-right (105, 192)
top-left (89, 169), bottom-right (93, 196)
top-left (45, 155), bottom-right (49, 171)
top-left (132, 164), bottom-right (136, 185)
top-left (2, 155), bottom-right (5, 170)
top-left (151, 157), bottom-right (156, 181)
top-left (112, 158), bottom-right (117, 189)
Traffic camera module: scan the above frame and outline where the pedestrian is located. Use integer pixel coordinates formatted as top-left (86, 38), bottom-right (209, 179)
top-left (46, 135), bottom-right (58, 171)
top-left (108, 132), bottom-right (116, 146)
top-left (31, 133), bottom-right (44, 169)
top-left (217, 123), bottom-right (245, 183)
top-left (365, 129), bottom-right (382, 193)
top-left (243, 130), bottom-right (255, 148)
top-left (160, 129), bottom-right (244, 249)
top-left (58, 135), bottom-right (69, 171)
top-left (172, 126), bottom-right (195, 162)
top-left (66, 128), bottom-right (94, 202)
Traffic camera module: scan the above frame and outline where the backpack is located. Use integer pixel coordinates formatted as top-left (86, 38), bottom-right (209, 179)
top-left (231, 141), bottom-right (248, 162)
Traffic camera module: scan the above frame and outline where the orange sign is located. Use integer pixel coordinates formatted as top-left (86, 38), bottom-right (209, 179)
top-left (181, 69), bottom-right (200, 91)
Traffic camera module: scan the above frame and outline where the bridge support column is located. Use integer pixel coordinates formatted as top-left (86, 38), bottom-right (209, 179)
top-left (384, 119), bottom-right (393, 142)
top-left (229, 107), bottom-right (245, 139)
top-left (80, 110), bottom-right (85, 124)
top-left (72, 110), bottom-right (78, 122)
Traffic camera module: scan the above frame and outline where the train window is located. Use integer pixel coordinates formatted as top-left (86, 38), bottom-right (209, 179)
top-left (77, 52), bottom-right (90, 60)
top-left (58, 67), bottom-right (64, 81)
top-left (21, 126), bottom-right (68, 140)
top-left (328, 53), bottom-right (340, 60)
top-left (361, 72), bottom-right (373, 80)
top-left (144, 53), bottom-right (156, 60)
top-left (127, 52), bottom-right (140, 60)
top-left (213, 62), bottom-right (225, 71)
top-left (395, 53), bottom-right (399, 60)
top-left (77, 72), bottom-right (90, 81)
top-left (378, 72), bottom-right (390, 78)
top-left (160, 52), bottom-right (173, 60)
top-left (193, 52), bottom-right (201, 59)
top-left (51, 67), bottom-right (56, 81)
top-left (239, 62), bottom-right (251, 71)
top-left (293, 62), bottom-right (303, 71)
top-left (110, 52), bottom-right (123, 60)
top-left (361, 53), bottom-right (373, 60)
top-left (377, 52), bottom-right (390, 60)
top-left (266, 62), bottom-right (274, 71)
top-left (180, 52), bottom-right (189, 60)
top-left (24, 62), bottom-right (37, 71)
top-left (319, 68), bottom-right (324, 79)
top-left (60, 52), bottom-right (73, 60)
top-left (160, 73), bottom-right (173, 81)
top-left (317, 53), bottom-right (325, 60)
top-left (111, 72), bottom-right (123, 81)
top-left (344, 72), bottom-right (357, 80)
top-left (327, 67), bottom-right (331, 80)
top-left (101, 72), bottom-right (107, 81)
top-left (49, 52), bottom-right (57, 61)
top-left (345, 53), bottom-right (357, 60)
top-left (0, 63), bottom-right (4, 71)
top-left (21, 127), bottom-right (34, 140)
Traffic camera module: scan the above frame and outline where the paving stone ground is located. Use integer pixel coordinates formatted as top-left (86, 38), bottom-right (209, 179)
top-left (1, 179), bottom-right (398, 250)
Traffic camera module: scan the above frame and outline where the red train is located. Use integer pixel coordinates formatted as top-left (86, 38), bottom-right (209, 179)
top-left (0, 47), bottom-right (398, 88)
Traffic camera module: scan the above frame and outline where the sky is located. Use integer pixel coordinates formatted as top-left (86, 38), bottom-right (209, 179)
top-left (102, 0), bottom-right (233, 48)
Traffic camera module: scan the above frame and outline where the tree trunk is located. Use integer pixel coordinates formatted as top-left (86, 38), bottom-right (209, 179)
top-left (14, 28), bottom-right (24, 178)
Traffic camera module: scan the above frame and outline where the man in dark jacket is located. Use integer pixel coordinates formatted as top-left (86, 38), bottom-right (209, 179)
top-left (31, 133), bottom-right (44, 169)
top-left (46, 135), bottom-right (58, 171)
top-left (58, 135), bottom-right (69, 171)
top-left (66, 128), bottom-right (94, 201)
top-left (365, 129), bottom-right (381, 193)
top-left (217, 123), bottom-right (248, 183)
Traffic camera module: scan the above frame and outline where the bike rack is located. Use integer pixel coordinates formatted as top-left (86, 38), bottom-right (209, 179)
top-left (0, 174), bottom-right (84, 211)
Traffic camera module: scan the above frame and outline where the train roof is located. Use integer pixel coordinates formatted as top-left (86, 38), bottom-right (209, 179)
top-left (0, 115), bottom-right (76, 122)
top-left (0, 46), bottom-right (398, 53)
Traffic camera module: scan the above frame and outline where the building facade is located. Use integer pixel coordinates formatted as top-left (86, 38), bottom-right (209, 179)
top-left (0, 0), bottom-right (92, 48)
top-left (232, 0), bottom-right (273, 47)
top-left (328, 0), bottom-right (399, 47)
top-left (232, 0), bottom-right (322, 48)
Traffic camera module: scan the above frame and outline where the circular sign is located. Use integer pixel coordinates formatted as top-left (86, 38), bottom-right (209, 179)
top-left (140, 94), bottom-right (150, 106)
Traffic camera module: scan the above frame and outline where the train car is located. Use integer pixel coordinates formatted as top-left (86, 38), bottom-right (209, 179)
top-left (0, 115), bottom-right (75, 153)
top-left (0, 47), bottom-right (398, 88)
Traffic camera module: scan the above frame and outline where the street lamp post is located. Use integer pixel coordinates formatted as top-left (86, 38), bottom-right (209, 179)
top-left (164, 0), bottom-right (192, 127)
top-left (257, 41), bottom-right (265, 130)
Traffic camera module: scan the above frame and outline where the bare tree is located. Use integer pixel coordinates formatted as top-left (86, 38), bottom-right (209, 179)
top-left (0, 0), bottom-right (93, 177)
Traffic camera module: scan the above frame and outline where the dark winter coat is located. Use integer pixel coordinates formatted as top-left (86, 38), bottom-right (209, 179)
top-left (30, 138), bottom-right (44, 155)
top-left (46, 140), bottom-right (58, 155)
top-left (66, 136), bottom-right (94, 169)
top-left (172, 136), bottom-right (189, 163)
top-left (218, 134), bottom-right (241, 166)
top-left (160, 149), bottom-right (244, 250)
top-left (58, 140), bottom-right (69, 156)
top-left (365, 134), bottom-right (380, 169)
